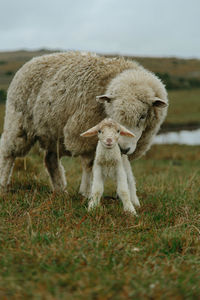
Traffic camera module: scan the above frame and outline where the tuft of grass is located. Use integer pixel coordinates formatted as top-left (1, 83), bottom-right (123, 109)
top-left (0, 144), bottom-right (200, 299)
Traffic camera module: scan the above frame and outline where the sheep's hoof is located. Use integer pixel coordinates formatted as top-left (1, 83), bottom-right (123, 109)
top-left (0, 187), bottom-right (8, 196)
top-left (52, 187), bottom-right (69, 196)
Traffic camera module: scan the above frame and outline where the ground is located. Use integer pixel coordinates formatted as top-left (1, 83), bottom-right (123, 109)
top-left (0, 144), bottom-right (199, 299)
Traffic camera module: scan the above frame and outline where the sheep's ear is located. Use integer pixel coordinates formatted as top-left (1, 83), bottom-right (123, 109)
top-left (153, 97), bottom-right (168, 108)
top-left (120, 125), bottom-right (135, 138)
top-left (80, 125), bottom-right (99, 137)
top-left (96, 94), bottom-right (113, 103)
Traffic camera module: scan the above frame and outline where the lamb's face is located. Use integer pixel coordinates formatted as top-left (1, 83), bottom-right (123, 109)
top-left (96, 95), bottom-right (150, 155)
top-left (97, 125), bottom-right (120, 149)
top-left (80, 118), bottom-right (135, 151)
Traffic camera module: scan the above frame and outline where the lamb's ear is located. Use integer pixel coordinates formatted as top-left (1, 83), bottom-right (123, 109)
top-left (96, 94), bottom-right (113, 103)
top-left (153, 97), bottom-right (168, 108)
top-left (80, 125), bottom-right (99, 137)
top-left (120, 125), bottom-right (135, 138)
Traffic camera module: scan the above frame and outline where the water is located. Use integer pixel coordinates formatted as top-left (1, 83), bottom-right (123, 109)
top-left (154, 129), bottom-right (200, 145)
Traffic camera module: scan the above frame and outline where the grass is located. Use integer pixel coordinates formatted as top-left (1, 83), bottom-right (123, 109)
top-left (0, 144), bottom-right (200, 299)
top-left (167, 89), bottom-right (200, 125)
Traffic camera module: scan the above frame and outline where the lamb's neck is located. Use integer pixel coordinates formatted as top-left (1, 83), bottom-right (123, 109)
top-left (95, 141), bottom-right (121, 163)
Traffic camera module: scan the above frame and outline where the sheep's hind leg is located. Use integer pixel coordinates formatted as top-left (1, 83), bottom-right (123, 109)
top-left (79, 155), bottom-right (93, 197)
top-left (0, 131), bottom-right (34, 193)
top-left (44, 151), bottom-right (67, 192)
top-left (0, 147), bottom-right (15, 193)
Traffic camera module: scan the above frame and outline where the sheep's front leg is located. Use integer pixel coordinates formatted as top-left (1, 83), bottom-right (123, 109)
top-left (122, 155), bottom-right (140, 207)
top-left (88, 165), bottom-right (103, 211)
top-left (116, 162), bottom-right (137, 215)
top-left (44, 151), bottom-right (67, 192)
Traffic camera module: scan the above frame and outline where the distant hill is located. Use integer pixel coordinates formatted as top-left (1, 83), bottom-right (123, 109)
top-left (0, 49), bottom-right (200, 102)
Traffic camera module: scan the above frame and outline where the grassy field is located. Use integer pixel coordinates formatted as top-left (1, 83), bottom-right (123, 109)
top-left (0, 144), bottom-right (200, 299)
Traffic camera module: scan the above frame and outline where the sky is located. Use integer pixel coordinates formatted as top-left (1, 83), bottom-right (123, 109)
top-left (0, 0), bottom-right (199, 58)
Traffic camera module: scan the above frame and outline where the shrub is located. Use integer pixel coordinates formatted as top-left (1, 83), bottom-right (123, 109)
top-left (5, 71), bottom-right (14, 76)
top-left (0, 89), bottom-right (7, 103)
top-left (156, 72), bottom-right (200, 90)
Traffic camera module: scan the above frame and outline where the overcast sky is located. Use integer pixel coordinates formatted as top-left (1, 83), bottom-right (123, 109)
top-left (0, 0), bottom-right (199, 58)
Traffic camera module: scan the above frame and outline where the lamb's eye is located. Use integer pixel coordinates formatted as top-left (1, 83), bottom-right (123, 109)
top-left (98, 130), bottom-right (102, 134)
top-left (117, 129), bottom-right (120, 133)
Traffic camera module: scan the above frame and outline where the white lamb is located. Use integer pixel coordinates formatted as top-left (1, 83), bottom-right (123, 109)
top-left (81, 118), bottom-right (140, 215)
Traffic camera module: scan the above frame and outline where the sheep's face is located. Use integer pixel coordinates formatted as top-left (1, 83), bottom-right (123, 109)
top-left (80, 118), bottom-right (135, 150)
top-left (96, 74), bottom-right (167, 155)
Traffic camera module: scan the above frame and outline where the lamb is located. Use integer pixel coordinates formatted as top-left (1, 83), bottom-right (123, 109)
top-left (0, 51), bottom-right (168, 201)
top-left (81, 118), bottom-right (140, 215)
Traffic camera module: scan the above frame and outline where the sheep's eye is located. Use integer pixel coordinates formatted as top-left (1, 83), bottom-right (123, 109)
top-left (140, 113), bottom-right (146, 120)
top-left (117, 129), bottom-right (120, 133)
top-left (98, 130), bottom-right (102, 134)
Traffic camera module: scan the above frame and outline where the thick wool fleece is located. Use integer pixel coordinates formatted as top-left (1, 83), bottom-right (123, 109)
top-left (4, 51), bottom-right (167, 157)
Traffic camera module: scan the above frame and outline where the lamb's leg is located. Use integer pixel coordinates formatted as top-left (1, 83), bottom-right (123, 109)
top-left (44, 151), bottom-right (67, 192)
top-left (79, 155), bottom-right (93, 197)
top-left (88, 165), bottom-right (103, 211)
top-left (122, 155), bottom-right (140, 207)
top-left (116, 162), bottom-right (137, 215)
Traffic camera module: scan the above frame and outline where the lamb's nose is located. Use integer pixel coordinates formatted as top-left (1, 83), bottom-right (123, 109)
top-left (121, 147), bottom-right (130, 154)
top-left (106, 138), bottom-right (112, 144)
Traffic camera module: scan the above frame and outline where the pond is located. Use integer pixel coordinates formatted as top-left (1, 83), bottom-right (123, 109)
top-left (154, 129), bottom-right (200, 145)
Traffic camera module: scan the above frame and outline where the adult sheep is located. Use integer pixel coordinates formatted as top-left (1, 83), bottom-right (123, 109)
top-left (0, 51), bottom-right (168, 202)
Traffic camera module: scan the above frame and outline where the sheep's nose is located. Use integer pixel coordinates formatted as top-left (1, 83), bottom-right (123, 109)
top-left (120, 147), bottom-right (130, 154)
top-left (106, 138), bottom-right (112, 144)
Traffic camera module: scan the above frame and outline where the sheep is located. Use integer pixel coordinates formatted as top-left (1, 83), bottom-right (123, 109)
top-left (0, 51), bottom-right (168, 199)
top-left (81, 118), bottom-right (139, 214)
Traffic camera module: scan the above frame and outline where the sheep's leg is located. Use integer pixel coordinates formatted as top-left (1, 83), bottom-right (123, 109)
top-left (88, 165), bottom-right (103, 211)
top-left (122, 155), bottom-right (140, 207)
top-left (44, 151), bottom-right (67, 192)
top-left (116, 162), bottom-right (137, 215)
top-left (79, 155), bottom-right (93, 197)
top-left (0, 150), bottom-right (15, 192)
top-left (0, 129), bottom-right (34, 193)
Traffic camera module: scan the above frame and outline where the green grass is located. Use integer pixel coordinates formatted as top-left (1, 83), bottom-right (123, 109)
top-left (0, 144), bottom-right (200, 299)
top-left (167, 89), bottom-right (200, 125)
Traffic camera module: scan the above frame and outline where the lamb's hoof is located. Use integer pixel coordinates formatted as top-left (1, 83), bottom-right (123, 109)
top-left (79, 190), bottom-right (90, 198)
top-left (88, 200), bottom-right (100, 211)
top-left (124, 204), bottom-right (137, 216)
top-left (131, 197), bottom-right (141, 208)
